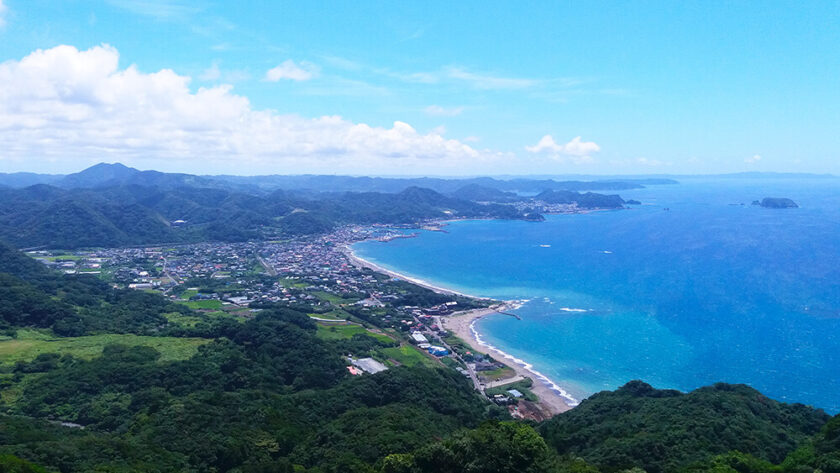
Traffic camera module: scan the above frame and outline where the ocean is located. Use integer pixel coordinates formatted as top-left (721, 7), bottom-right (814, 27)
top-left (352, 177), bottom-right (840, 412)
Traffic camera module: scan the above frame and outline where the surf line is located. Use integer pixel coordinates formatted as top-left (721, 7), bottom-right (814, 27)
top-left (469, 318), bottom-right (580, 407)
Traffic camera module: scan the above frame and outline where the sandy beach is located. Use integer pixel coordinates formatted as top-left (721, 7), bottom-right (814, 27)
top-left (443, 307), bottom-right (575, 415)
top-left (346, 243), bottom-right (576, 415)
top-left (343, 245), bottom-right (486, 299)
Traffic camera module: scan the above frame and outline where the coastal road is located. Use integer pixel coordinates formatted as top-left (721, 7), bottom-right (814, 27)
top-left (483, 375), bottom-right (526, 389)
top-left (413, 314), bottom-right (487, 398)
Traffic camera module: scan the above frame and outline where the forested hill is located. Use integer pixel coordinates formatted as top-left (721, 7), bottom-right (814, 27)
top-left (0, 243), bottom-right (838, 472)
top-left (539, 380), bottom-right (830, 473)
top-left (0, 184), bottom-right (531, 248)
top-left (0, 241), bottom-right (196, 336)
top-left (0, 181), bottom-right (633, 248)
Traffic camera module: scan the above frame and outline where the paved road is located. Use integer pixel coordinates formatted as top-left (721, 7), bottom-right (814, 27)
top-left (160, 257), bottom-right (179, 293)
top-left (483, 375), bottom-right (525, 389)
top-left (413, 314), bottom-right (487, 398)
top-left (257, 254), bottom-right (277, 276)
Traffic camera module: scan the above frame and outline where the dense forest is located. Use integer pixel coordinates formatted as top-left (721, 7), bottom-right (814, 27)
top-left (0, 242), bottom-right (837, 472)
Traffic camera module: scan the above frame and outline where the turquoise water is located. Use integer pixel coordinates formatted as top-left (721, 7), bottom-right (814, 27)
top-left (353, 178), bottom-right (840, 412)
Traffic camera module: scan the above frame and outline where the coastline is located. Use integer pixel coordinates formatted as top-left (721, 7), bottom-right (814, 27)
top-left (342, 244), bottom-right (486, 299)
top-left (344, 240), bottom-right (577, 415)
top-left (443, 307), bottom-right (577, 415)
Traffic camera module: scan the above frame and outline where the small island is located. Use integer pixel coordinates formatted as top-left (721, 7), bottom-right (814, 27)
top-left (752, 197), bottom-right (799, 208)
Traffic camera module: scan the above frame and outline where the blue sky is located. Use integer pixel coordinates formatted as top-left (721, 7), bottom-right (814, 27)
top-left (0, 0), bottom-right (838, 175)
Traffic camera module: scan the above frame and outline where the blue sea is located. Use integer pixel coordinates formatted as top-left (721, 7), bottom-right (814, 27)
top-left (353, 178), bottom-right (840, 412)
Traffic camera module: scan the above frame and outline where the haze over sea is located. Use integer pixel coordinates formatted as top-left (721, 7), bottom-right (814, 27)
top-left (353, 177), bottom-right (840, 412)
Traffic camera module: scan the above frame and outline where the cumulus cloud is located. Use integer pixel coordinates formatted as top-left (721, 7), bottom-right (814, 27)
top-left (424, 105), bottom-right (464, 117)
top-left (745, 154), bottom-right (762, 164)
top-left (265, 60), bottom-right (318, 81)
top-left (525, 135), bottom-right (601, 158)
top-left (0, 44), bottom-right (483, 172)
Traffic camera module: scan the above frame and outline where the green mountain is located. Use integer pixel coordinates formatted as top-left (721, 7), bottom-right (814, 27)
top-left (0, 184), bottom-right (535, 248)
top-left (539, 380), bottom-right (829, 473)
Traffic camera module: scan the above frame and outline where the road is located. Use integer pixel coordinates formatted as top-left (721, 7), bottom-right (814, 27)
top-left (160, 257), bottom-right (179, 293)
top-left (257, 254), bottom-right (277, 276)
top-left (483, 375), bottom-right (525, 389)
top-left (412, 314), bottom-right (487, 398)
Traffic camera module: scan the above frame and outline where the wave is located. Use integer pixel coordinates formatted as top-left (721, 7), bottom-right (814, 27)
top-left (469, 319), bottom-right (580, 407)
top-left (558, 307), bottom-right (591, 313)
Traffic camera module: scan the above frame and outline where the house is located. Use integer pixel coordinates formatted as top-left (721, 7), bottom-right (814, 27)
top-left (410, 331), bottom-right (429, 344)
top-left (350, 357), bottom-right (388, 374)
top-left (507, 389), bottom-right (523, 398)
top-left (427, 346), bottom-right (450, 356)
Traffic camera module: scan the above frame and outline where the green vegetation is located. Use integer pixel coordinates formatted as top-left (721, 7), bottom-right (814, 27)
top-left (539, 380), bottom-right (829, 473)
top-left (0, 182), bottom-right (537, 249)
top-left (44, 255), bottom-right (82, 262)
top-left (316, 323), bottom-right (393, 343)
top-left (312, 290), bottom-right (359, 305)
top-left (180, 299), bottom-right (224, 310)
top-left (0, 330), bottom-right (208, 367)
top-left (379, 345), bottom-right (437, 368)
top-left (477, 365), bottom-right (516, 381)
top-left (308, 309), bottom-right (347, 320)
top-left (1, 240), bottom-right (839, 473)
top-left (485, 378), bottom-right (539, 402)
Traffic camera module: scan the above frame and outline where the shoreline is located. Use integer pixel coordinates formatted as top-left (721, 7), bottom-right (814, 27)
top-left (342, 245), bottom-right (487, 299)
top-left (444, 307), bottom-right (577, 415)
top-left (343, 239), bottom-right (577, 415)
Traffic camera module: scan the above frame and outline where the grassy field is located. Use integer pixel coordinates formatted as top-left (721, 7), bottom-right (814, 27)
top-left (44, 255), bottom-right (83, 261)
top-left (378, 345), bottom-right (436, 368)
top-left (477, 366), bottom-right (517, 381)
top-left (179, 289), bottom-right (199, 300)
top-left (0, 329), bottom-right (210, 368)
top-left (311, 291), bottom-right (359, 305)
top-left (484, 378), bottom-right (539, 402)
top-left (162, 311), bottom-right (205, 327)
top-left (279, 278), bottom-right (307, 289)
top-left (308, 309), bottom-right (351, 321)
top-left (315, 324), bottom-right (393, 343)
top-left (181, 299), bottom-right (224, 310)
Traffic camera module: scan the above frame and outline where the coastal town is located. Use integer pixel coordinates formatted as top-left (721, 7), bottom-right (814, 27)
top-left (27, 224), bottom-right (572, 420)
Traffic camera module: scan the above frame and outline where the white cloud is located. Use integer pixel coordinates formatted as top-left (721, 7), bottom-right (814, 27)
top-left (105, 0), bottom-right (199, 19)
top-left (0, 0), bottom-right (7, 28)
top-left (424, 105), bottom-right (464, 117)
top-left (199, 62), bottom-right (221, 80)
top-left (446, 67), bottom-right (537, 89)
top-left (265, 60), bottom-right (318, 82)
top-left (199, 61), bottom-right (249, 83)
top-left (745, 154), bottom-right (762, 164)
top-left (525, 135), bottom-right (601, 158)
top-left (0, 45), bottom-right (484, 173)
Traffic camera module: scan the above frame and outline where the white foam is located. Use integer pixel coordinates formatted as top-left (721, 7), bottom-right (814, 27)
top-left (558, 307), bottom-right (590, 313)
top-left (469, 319), bottom-right (580, 407)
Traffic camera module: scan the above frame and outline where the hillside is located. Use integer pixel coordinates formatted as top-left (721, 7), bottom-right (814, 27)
top-left (539, 380), bottom-right (829, 473)
top-left (0, 184), bottom-right (537, 248)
